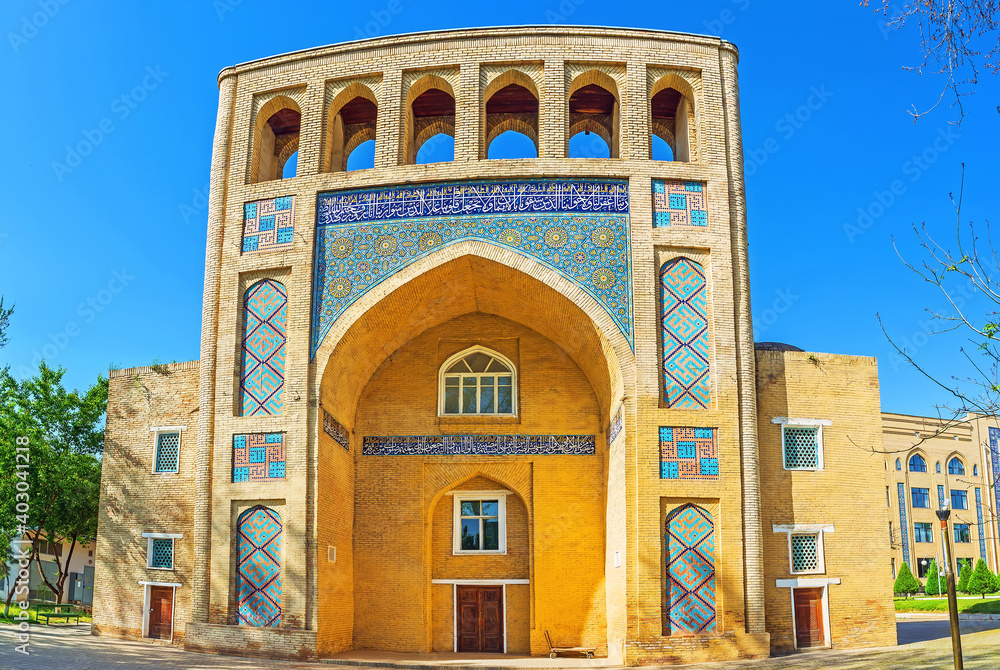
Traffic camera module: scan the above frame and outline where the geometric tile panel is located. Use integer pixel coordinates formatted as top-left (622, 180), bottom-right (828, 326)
top-left (150, 538), bottom-right (173, 569)
top-left (243, 196), bottom-right (295, 253)
top-left (652, 180), bottom-right (708, 227)
top-left (991, 427), bottom-right (1000, 548)
top-left (236, 506), bottom-right (282, 628)
top-left (975, 487), bottom-right (987, 561)
top-left (240, 279), bottom-right (287, 417)
top-left (311, 179), bottom-right (632, 357)
top-left (897, 482), bottom-right (911, 568)
top-left (233, 433), bottom-right (286, 483)
top-left (665, 504), bottom-right (716, 635)
top-left (660, 427), bottom-right (718, 480)
top-left (938, 484), bottom-right (946, 510)
top-left (323, 410), bottom-right (349, 450)
top-left (660, 257), bottom-right (710, 409)
top-left (609, 407), bottom-right (623, 445)
top-left (362, 434), bottom-right (595, 456)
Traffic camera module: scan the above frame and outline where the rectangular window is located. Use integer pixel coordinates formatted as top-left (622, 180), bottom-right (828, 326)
top-left (911, 487), bottom-right (930, 509)
top-left (154, 432), bottom-right (180, 473)
top-left (147, 538), bottom-right (174, 569)
top-left (914, 522), bottom-right (933, 543)
top-left (954, 523), bottom-right (972, 543)
top-left (782, 425), bottom-right (821, 470)
top-left (790, 534), bottom-right (821, 573)
top-left (917, 558), bottom-right (935, 578)
top-left (886, 486), bottom-right (891, 507)
top-left (951, 490), bottom-right (969, 510)
top-left (889, 521), bottom-right (894, 544)
top-left (453, 494), bottom-right (507, 554)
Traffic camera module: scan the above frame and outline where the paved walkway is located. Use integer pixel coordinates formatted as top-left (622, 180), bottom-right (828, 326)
top-left (0, 622), bottom-right (998, 670)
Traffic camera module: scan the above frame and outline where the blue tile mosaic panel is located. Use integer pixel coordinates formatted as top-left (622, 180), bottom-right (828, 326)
top-left (311, 179), bottom-right (632, 357)
top-left (991, 427), bottom-right (1000, 544)
top-left (236, 506), bottom-right (282, 627)
top-left (232, 433), bottom-right (285, 482)
top-left (665, 504), bottom-right (716, 635)
top-left (975, 488), bottom-right (987, 561)
top-left (609, 407), bottom-right (623, 445)
top-left (897, 482), bottom-right (911, 568)
top-left (653, 180), bottom-right (708, 227)
top-left (323, 410), bottom-right (349, 450)
top-left (243, 196), bottom-right (295, 253)
top-left (938, 484), bottom-right (946, 510)
top-left (240, 280), bottom-right (287, 416)
top-left (660, 258), bottom-right (710, 409)
top-left (361, 434), bottom-right (595, 456)
top-left (660, 427), bottom-right (718, 480)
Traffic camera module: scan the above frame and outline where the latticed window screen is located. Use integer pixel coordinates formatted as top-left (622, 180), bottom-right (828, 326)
top-left (783, 426), bottom-right (819, 469)
top-left (791, 534), bottom-right (819, 572)
top-left (155, 433), bottom-right (180, 472)
top-left (150, 538), bottom-right (173, 568)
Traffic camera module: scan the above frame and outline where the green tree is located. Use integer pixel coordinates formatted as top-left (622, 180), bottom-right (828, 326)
top-left (924, 559), bottom-right (942, 596)
top-left (992, 569), bottom-right (1000, 594)
top-left (957, 559), bottom-right (973, 593)
top-left (0, 297), bottom-right (12, 350)
top-left (895, 562), bottom-right (921, 598)
top-left (0, 362), bottom-right (106, 604)
top-left (967, 558), bottom-right (995, 598)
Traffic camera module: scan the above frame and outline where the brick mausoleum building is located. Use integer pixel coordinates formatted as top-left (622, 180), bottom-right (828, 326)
top-left (92, 26), bottom-right (903, 664)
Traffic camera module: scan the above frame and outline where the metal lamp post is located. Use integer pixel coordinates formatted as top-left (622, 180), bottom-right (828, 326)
top-left (937, 504), bottom-right (964, 670)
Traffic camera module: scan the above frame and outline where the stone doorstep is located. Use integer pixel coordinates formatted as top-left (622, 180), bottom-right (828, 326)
top-left (319, 653), bottom-right (616, 670)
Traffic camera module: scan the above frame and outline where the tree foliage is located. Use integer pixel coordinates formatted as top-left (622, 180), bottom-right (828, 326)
top-left (895, 561), bottom-right (922, 597)
top-left (0, 362), bottom-right (106, 604)
top-left (924, 559), bottom-right (943, 595)
top-left (967, 557), bottom-right (995, 596)
top-left (866, 0), bottom-right (1000, 122)
top-left (958, 558), bottom-right (973, 592)
top-left (0, 297), bottom-right (11, 350)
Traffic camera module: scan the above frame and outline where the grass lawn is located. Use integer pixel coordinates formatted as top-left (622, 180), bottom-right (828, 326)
top-left (0, 603), bottom-right (92, 624)
top-left (895, 597), bottom-right (1000, 613)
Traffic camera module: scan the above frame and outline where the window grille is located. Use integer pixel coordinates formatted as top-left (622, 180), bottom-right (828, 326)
top-left (783, 426), bottom-right (819, 469)
top-left (150, 539), bottom-right (173, 569)
top-left (791, 534), bottom-right (819, 572)
top-left (155, 433), bottom-right (180, 472)
top-left (440, 348), bottom-right (516, 416)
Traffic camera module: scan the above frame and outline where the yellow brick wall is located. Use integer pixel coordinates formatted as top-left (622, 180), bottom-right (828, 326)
top-left (346, 313), bottom-right (607, 654)
top-left (93, 361), bottom-right (199, 643)
top-left (756, 350), bottom-right (896, 652)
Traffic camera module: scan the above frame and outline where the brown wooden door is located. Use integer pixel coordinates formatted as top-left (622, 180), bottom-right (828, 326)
top-left (147, 586), bottom-right (173, 640)
top-left (456, 586), bottom-right (504, 653)
top-left (793, 588), bottom-right (825, 648)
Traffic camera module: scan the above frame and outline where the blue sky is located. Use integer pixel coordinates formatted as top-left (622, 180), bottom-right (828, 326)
top-left (1, 0), bottom-right (997, 416)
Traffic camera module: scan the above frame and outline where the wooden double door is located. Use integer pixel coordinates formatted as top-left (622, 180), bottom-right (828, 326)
top-left (793, 588), bottom-right (825, 648)
top-left (457, 586), bottom-right (504, 653)
top-left (147, 586), bottom-right (173, 640)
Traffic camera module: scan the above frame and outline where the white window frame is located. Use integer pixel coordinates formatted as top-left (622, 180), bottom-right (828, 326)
top-left (149, 426), bottom-right (186, 474)
top-left (772, 417), bottom-right (830, 471)
top-left (142, 532), bottom-right (182, 570)
top-left (438, 346), bottom-right (518, 417)
top-left (772, 524), bottom-right (833, 575)
top-left (452, 491), bottom-right (508, 555)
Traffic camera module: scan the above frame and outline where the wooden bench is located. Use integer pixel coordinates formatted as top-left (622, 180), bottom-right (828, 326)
top-left (36, 605), bottom-right (82, 625)
top-left (544, 630), bottom-right (596, 659)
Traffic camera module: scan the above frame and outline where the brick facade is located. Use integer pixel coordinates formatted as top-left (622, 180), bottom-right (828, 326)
top-left (92, 26), bottom-right (898, 665)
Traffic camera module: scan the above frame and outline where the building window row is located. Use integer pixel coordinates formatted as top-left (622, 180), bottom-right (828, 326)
top-left (248, 67), bottom-right (699, 183)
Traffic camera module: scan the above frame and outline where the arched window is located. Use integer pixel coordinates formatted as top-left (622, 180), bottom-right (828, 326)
top-left (568, 71), bottom-right (619, 158)
top-left (909, 454), bottom-right (927, 472)
top-left (240, 279), bottom-right (287, 417)
top-left (438, 347), bottom-right (516, 416)
top-left (250, 98), bottom-right (301, 183)
top-left (404, 75), bottom-right (456, 164)
top-left (948, 457), bottom-right (966, 475)
top-left (936, 461), bottom-right (942, 474)
top-left (650, 74), bottom-right (696, 162)
top-left (323, 85), bottom-right (378, 173)
top-left (484, 75), bottom-right (538, 159)
top-left (236, 505), bottom-right (282, 627)
top-left (896, 458), bottom-right (902, 471)
top-left (974, 464), bottom-right (979, 477)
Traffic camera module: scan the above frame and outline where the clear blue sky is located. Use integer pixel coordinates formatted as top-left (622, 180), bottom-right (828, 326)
top-left (1, 1), bottom-right (997, 416)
